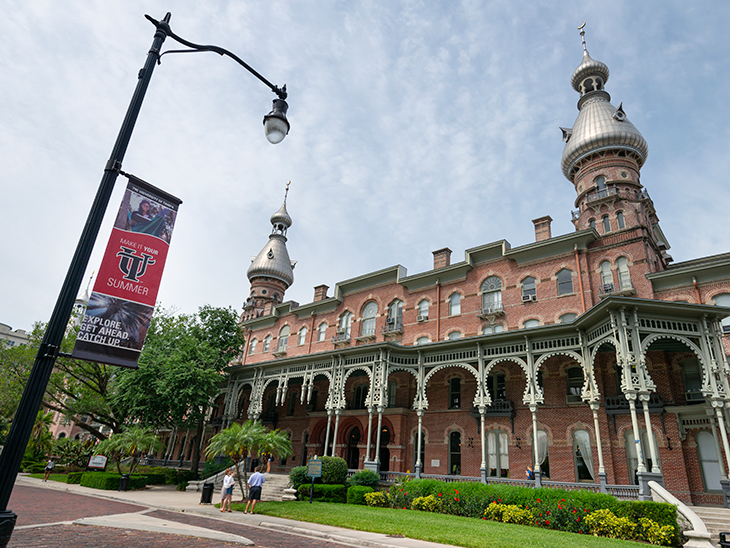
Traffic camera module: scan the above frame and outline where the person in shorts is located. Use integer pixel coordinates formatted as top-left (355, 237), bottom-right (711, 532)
top-left (43, 458), bottom-right (55, 482)
top-left (220, 468), bottom-right (235, 512)
top-left (244, 465), bottom-right (266, 514)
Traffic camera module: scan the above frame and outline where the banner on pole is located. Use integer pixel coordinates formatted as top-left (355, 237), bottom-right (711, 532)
top-left (72, 175), bottom-right (182, 368)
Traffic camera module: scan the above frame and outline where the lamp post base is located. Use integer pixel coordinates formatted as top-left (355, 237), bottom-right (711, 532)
top-left (0, 510), bottom-right (17, 548)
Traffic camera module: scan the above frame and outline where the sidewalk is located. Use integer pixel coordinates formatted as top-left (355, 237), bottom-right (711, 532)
top-left (14, 474), bottom-right (454, 548)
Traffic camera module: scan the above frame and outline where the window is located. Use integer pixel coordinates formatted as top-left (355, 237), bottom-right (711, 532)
top-left (524, 319), bottom-right (539, 329)
top-left (353, 385), bottom-right (367, 409)
top-left (481, 276), bottom-right (503, 313)
top-left (277, 325), bottom-right (290, 351)
top-left (487, 373), bottom-right (506, 401)
top-left (560, 313), bottom-right (577, 323)
top-left (361, 301), bottom-right (378, 336)
top-left (417, 299), bottom-right (429, 320)
top-left (449, 378), bottom-right (461, 409)
top-left (448, 331), bottom-right (461, 340)
top-left (617, 211), bottom-right (625, 229)
top-left (387, 300), bottom-right (403, 330)
top-left (624, 429), bottom-right (660, 484)
top-left (696, 430), bottom-right (722, 491)
top-left (448, 293), bottom-right (461, 316)
top-left (388, 380), bottom-right (397, 408)
top-left (522, 276), bottom-right (536, 299)
top-left (566, 366), bottom-right (584, 402)
top-left (600, 260), bottom-right (613, 289)
top-left (616, 257), bottom-right (631, 289)
top-left (573, 430), bottom-right (594, 481)
top-left (602, 215), bottom-right (611, 233)
top-left (557, 269), bottom-right (573, 295)
top-left (317, 322), bottom-right (327, 342)
top-left (263, 335), bottom-right (271, 352)
top-left (487, 430), bottom-right (509, 477)
top-left (416, 336), bottom-right (430, 345)
top-left (713, 294), bottom-right (730, 333)
top-left (248, 338), bottom-right (257, 355)
top-left (680, 357), bottom-right (703, 403)
top-left (483, 324), bottom-right (504, 335)
top-left (594, 175), bottom-right (606, 192)
top-left (338, 311), bottom-right (352, 338)
top-left (449, 431), bottom-right (461, 475)
top-left (298, 327), bottom-right (307, 346)
top-left (533, 429), bottom-right (550, 478)
top-left (287, 391), bottom-right (297, 416)
top-left (589, 218), bottom-right (597, 231)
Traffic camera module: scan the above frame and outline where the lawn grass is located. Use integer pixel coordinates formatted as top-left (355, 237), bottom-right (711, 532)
top-left (28, 473), bottom-right (69, 483)
top-left (233, 501), bottom-right (650, 548)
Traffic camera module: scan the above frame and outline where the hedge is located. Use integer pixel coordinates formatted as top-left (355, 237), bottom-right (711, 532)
top-left (347, 485), bottom-right (374, 505)
top-left (144, 473), bottom-right (166, 485)
top-left (297, 483), bottom-right (347, 503)
top-left (79, 473), bottom-right (147, 490)
top-left (67, 472), bottom-right (84, 484)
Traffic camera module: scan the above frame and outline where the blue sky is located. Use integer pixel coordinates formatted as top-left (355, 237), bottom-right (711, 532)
top-left (1, 0), bottom-right (729, 332)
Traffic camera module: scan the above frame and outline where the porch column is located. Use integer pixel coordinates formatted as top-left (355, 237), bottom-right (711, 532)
top-left (415, 410), bottom-right (424, 478)
top-left (331, 409), bottom-right (341, 457)
top-left (374, 406), bottom-right (384, 464)
top-left (365, 406), bottom-right (374, 463)
top-left (715, 405), bottom-right (730, 474)
top-left (479, 407), bottom-right (487, 483)
top-left (590, 402), bottom-right (607, 492)
top-left (628, 396), bottom-right (646, 473)
top-left (710, 417), bottom-right (727, 479)
top-left (640, 395), bottom-right (660, 473)
top-left (324, 410), bottom-right (332, 456)
top-left (530, 404), bottom-right (541, 487)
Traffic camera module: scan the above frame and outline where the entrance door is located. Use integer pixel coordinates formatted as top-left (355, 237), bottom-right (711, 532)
top-left (379, 426), bottom-right (391, 472)
top-left (347, 427), bottom-right (361, 469)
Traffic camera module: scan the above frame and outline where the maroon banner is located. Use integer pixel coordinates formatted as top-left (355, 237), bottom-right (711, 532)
top-left (72, 175), bottom-right (182, 368)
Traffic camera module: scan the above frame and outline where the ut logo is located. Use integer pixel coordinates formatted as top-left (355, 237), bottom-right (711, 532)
top-left (116, 246), bottom-right (156, 282)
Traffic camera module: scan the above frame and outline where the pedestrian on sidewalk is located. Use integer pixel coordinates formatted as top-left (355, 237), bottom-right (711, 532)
top-left (266, 454), bottom-right (273, 473)
top-left (43, 458), bottom-right (55, 482)
top-left (244, 465), bottom-right (266, 514)
top-left (220, 468), bottom-right (235, 512)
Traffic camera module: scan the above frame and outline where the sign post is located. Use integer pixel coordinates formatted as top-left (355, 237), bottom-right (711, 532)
top-left (306, 456), bottom-right (322, 504)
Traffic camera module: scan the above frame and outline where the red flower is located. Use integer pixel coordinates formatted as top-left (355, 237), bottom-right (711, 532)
top-left (546, 510), bottom-right (550, 515)
top-left (561, 499), bottom-right (565, 502)
top-left (455, 498), bottom-right (460, 502)
top-left (536, 498), bottom-right (541, 503)
top-left (577, 517), bottom-right (580, 522)
top-left (438, 493), bottom-right (442, 497)
top-left (498, 498), bottom-right (501, 502)
top-left (526, 505), bottom-right (529, 509)
top-left (545, 520), bottom-right (550, 525)
top-left (584, 508), bottom-right (588, 513)
top-left (483, 517), bottom-right (487, 520)
top-left (455, 490), bottom-right (459, 494)
top-left (572, 509), bottom-right (576, 514)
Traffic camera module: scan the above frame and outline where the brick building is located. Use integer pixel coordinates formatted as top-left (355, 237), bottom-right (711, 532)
top-left (213, 31), bottom-right (730, 505)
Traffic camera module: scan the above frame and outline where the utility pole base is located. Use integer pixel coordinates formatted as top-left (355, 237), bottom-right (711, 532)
top-left (0, 511), bottom-right (17, 548)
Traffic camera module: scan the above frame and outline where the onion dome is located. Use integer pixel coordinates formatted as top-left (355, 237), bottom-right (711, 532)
top-left (560, 24), bottom-right (648, 181)
top-left (270, 201), bottom-right (292, 231)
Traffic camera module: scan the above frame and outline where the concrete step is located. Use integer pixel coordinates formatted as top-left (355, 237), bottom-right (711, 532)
top-left (688, 505), bottom-right (730, 546)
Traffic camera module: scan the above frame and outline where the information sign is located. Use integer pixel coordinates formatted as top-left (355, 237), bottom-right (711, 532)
top-left (306, 458), bottom-right (322, 478)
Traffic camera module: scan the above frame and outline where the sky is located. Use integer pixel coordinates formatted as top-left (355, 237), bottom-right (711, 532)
top-left (1, 0), bottom-right (729, 333)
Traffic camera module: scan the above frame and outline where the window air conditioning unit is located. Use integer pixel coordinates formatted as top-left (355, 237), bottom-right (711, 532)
top-left (416, 315), bottom-right (427, 322)
top-left (336, 328), bottom-right (345, 334)
top-left (723, 324), bottom-right (730, 334)
top-left (386, 318), bottom-right (395, 324)
top-left (522, 294), bottom-right (536, 302)
top-left (603, 283), bottom-right (615, 293)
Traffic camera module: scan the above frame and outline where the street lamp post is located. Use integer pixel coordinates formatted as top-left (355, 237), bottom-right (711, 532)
top-left (0, 13), bottom-right (289, 547)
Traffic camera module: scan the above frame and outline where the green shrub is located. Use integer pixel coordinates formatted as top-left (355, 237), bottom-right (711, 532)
top-left (67, 472), bottom-right (84, 484)
top-left (615, 500), bottom-right (679, 545)
top-left (29, 463), bottom-right (46, 474)
top-left (483, 501), bottom-right (506, 521)
top-left (289, 466), bottom-right (310, 490)
top-left (79, 473), bottom-right (147, 491)
top-left (584, 508), bottom-right (636, 540)
top-left (144, 473), bottom-right (166, 485)
top-left (297, 483), bottom-right (347, 503)
top-left (411, 494), bottom-right (442, 513)
top-left (638, 517), bottom-right (675, 546)
top-left (503, 504), bottom-right (534, 525)
top-left (202, 458), bottom-right (232, 479)
top-left (176, 481), bottom-right (188, 491)
top-left (364, 491), bottom-right (391, 508)
top-left (320, 456), bottom-right (347, 485)
top-left (347, 469), bottom-right (380, 488)
top-left (347, 485), bottom-right (374, 505)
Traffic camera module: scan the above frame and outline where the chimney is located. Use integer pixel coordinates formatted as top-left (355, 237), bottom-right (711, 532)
top-left (313, 284), bottom-right (329, 302)
top-left (432, 248), bottom-right (452, 270)
top-left (532, 215), bottom-right (553, 242)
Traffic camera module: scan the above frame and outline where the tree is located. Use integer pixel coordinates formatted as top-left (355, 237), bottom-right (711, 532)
top-left (205, 420), bottom-right (292, 500)
top-left (0, 334), bottom-right (38, 423)
top-left (114, 305), bottom-right (245, 475)
top-left (22, 410), bottom-right (54, 469)
top-left (95, 426), bottom-right (162, 475)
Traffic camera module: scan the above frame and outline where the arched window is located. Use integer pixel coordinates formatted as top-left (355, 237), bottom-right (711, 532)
top-left (338, 311), bottom-right (352, 338)
top-left (589, 218), bottom-right (597, 231)
top-left (417, 299), bottom-right (429, 320)
top-left (483, 324), bottom-right (504, 335)
top-left (353, 384), bottom-right (367, 409)
top-left (287, 391), bottom-right (297, 416)
top-left (481, 276), bottom-right (503, 313)
top-left (557, 269), bottom-right (573, 295)
top-left (600, 260), bottom-right (613, 290)
top-left (448, 293), bottom-right (461, 316)
top-left (416, 336), bottom-right (430, 345)
top-left (387, 300), bottom-right (403, 330)
top-left (388, 380), bottom-right (397, 408)
top-left (487, 430), bottom-right (509, 477)
top-left (566, 366), bottom-right (584, 402)
top-left (448, 331), bottom-right (461, 340)
top-left (573, 430), bottom-right (594, 481)
top-left (487, 372), bottom-right (506, 401)
top-left (449, 431), bottom-right (461, 475)
top-left (624, 429), bottom-right (660, 485)
top-left (263, 335), bottom-right (271, 352)
top-left (277, 325), bottom-right (290, 351)
top-left (523, 319), bottom-right (539, 329)
top-left (449, 378), bottom-right (461, 409)
top-left (522, 276), bottom-right (536, 299)
top-left (317, 322), bottom-right (327, 342)
top-left (560, 313), bottom-right (577, 323)
top-left (602, 215), bottom-right (611, 233)
top-left (713, 294), bottom-right (730, 333)
top-left (298, 326), bottom-right (307, 346)
top-left (680, 357), bottom-right (703, 403)
top-left (248, 338), bottom-right (257, 355)
top-left (696, 430), bottom-right (722, 491)
top-left (616, 257), bottom-right (631, 289)
top-left (533, 429), bottom-right (550, 478)
top-left (617, 211), bottom-right (625, 229)
top-left (361, 301), bottom-right (378, 336)
top-left (594, 175), bottom-right (607, 192)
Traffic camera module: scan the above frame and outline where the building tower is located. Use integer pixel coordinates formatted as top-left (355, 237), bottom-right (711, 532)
top-left (242, 183), bottom-right (296, 320)
top-left (561, 24), bottom-right (672, 271)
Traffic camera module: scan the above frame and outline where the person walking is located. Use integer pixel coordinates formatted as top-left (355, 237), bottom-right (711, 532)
top-left (43, 458), bottom-right (55, 482)
top-left (266, 454), bottom-right (273, 473)
top-left (220, 468), bottom-right (235, 512)
top-left (244, 465), bottom-right (266, 515)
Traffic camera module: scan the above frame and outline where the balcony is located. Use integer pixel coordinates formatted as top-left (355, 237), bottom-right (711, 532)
top-left (332, 330), bottom-right (351, 347)
top-left (381, 319), bottom-right (403, 336)
top-left (599, 278), bottom-right (636, 298)
top-left (478, 304), bottom-right (505, 319)
top-left (355, 327), bottom-right (377, 342)
top-left (272, 344), bottom-right (287, 357)
top-left (471, 400), bottom-right (515, 432)
top-left (586, 187), bottom-right (619, 206)
top-left (604, 394), bottom-right (664, 415)
top-left (571, 209), bottom-right (580, 222)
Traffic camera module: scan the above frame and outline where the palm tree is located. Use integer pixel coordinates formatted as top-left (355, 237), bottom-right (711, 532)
top-left (96, 426), bottom-right (162, 475)
top-left (205, 420), bottom-right (292, 500)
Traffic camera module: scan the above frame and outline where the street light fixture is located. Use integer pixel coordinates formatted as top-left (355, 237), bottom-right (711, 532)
top-left (0, 13), bottom-right (290, 546)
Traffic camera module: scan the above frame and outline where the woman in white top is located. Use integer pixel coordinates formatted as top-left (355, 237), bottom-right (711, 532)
top-left (220, 468), bottom-right (235, 512)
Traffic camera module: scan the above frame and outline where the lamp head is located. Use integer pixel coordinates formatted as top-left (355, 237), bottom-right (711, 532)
top-left (263, 98), bottom-right (290, 144)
